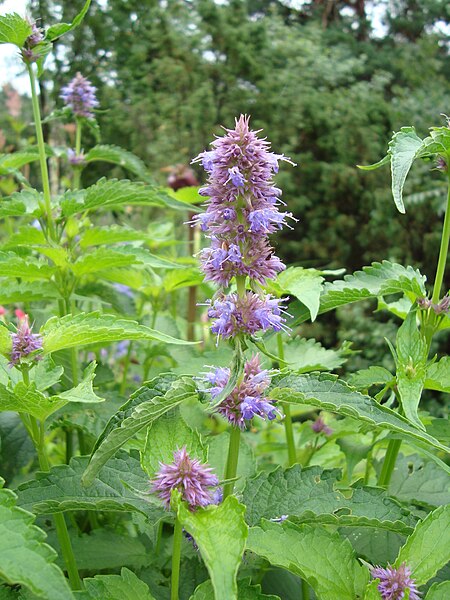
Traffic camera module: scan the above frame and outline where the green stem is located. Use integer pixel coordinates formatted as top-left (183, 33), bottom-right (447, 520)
top-left (72, 119), bottom-right (82, 190)
top-left (223, 426), bottom-right (241, 499)
top-left (301, 579), bottom-right (310, 600)
top-left (65, 429), bottom-right (73, 464)
top-left (277, 333), bottom-right (296, 466)
top-left (431, 169), bottom-right (450, 304)
top-left (378, 438), bottom-right (402, 487)
top-left (26, 63), bottom-right (54, 238)
top-left (236, 275), bottom-right (246, 297)
top-left (120, 341), bottom-right (133, 395)
top-left (170, 518), bottom-right (183, 600)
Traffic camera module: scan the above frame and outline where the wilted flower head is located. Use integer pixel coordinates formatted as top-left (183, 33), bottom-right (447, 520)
top-left (207, 291), bottom-right (290, 341)
top-left (10, 315), bottom-right (43, 366)
top-left (203, 355), bottom-right (280, 428)
top-left (60, 72), bottom-right (99, 118)
top-left (371, 563), bottom-right (420, 600)
top-left (311, 416), bottom-right (333, 436)
top-left (151, 447), bottom-right (219, 511)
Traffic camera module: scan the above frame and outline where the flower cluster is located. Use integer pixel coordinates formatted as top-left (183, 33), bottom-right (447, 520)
top-left (192, 114), bottom-right (295, 292)
top-left (151, 447), bottom-right (219, 511)
top-left (22, 19), bottom-right (44, 63)
top-left (9, 314), bottom-right (43, 367)
top-left (417, 295), bottom-right (450, 315)
top-left (371, 563), bottom-right (420, 600)
top-left (60, 72), bottom-right (99, 118)
top-left (203, 355), bottom-right (279, 428)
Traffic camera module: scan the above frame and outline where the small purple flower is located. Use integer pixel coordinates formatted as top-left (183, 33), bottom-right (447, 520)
top-left (371, 563), bottom-right (420, 600)
top-left (9, 315), bottom-right (43, 367)
top-left (67, 148), bottom-right (86, 166)
top-left (60, 72), bottom-right (99, 118)
top-left (21, 19), bottom-right (44, 63)
top-left (207, 291), bottom-right (289, 340)
top-left (417, 297), bottom-right (432, 310)
top-left (113, 283), bottom-right (134, 299)
top-left (436, 156), bottom-right (447, 172)
top-left (227, 166), bottom-right (245, 187)
top-left (203, 355), bottom-right (280, 428)
top-left (115, 340), bottom-right (130, 359)
top-left (151, 447), bottom-right (219, 511)
top-left (433, 295), bottom-right (450, 315)
top-left (311, 416), bottom-right (333, 436)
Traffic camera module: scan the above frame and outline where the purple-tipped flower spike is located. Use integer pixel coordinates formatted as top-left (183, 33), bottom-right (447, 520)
top-left (203, 355), bottom-right (280, 429)
top-left (151, 447), bottom-right (219, 511)
top-left (207, 291), bottom-right (290, 341)
top-left (60, 72), bottom-right (99, 118)
top-left (9, 315), bottom-right (43, 367)
top-left (22, 19), bottom-right (44, 63)
top-left (371, 563), bottom-right (420, 600)
top-left (311, 416), bottom-right (333, 436)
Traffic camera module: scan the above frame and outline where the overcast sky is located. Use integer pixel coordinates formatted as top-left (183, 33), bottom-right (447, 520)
top-left (0, 0), bottom-right (30, 94)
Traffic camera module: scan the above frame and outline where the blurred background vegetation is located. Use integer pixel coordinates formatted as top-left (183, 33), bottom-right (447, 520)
top-left (1, 0), bottom-right (449, 374)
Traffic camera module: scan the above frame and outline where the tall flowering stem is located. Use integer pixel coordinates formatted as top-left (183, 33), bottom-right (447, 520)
top-left (193, 115), bottom-right (296, 497)
top-left (277, 333), bottom-right (296, 466)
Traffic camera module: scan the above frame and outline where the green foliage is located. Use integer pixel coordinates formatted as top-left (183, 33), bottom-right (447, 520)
top-left (425, 357), bottom-right (450, 393)
top-left (247, 520), bottom-right (369, 600)
top-left (191, 578), bottom-right (279, 600)
top-left (0, 481), bottom-right (73, 600)
top-left (425, 582), bottom-right (450, 600)
top-left (0, 14), bottom-right (31, 47)
top-left (84, 144), bottom-right (153, 181)
top-left (46, 0), bottom-right (92, 42)
top-left (388, 454), bottom-right (450, 507)
top-left (176, 495), bottom-right (248, 600)
top-left (78, 567), bottom-right (155, 600)
top-left (275, 267), bottom-right (324, 321)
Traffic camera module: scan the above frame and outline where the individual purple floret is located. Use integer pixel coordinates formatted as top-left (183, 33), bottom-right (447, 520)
top-left (311, 416), bottom-right (333, 436)
top-left (67, 148), bottom-right (86, 166)
top-left (9, 315), bottom-right (43, 366)
top-left (203, 355), bottom-right (280, 428)
top-left (371, 563), bottom-right (420, 600)
top-left (207, 291), bottom-right (289, 341)
top-left (151, 446), bottom-right (219, 511)
top-left (60, 72), bottom-right (99, 118)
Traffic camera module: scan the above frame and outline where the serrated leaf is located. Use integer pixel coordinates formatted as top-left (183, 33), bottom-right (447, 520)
top-left (0, 413), bottom-right (35, 485)
top-left (79, 225), bottom-right (150, 248)
top-left (247, 520), bottom-right (369, 600)
top-left (395, 309), bottom-right (427, 430)
top-left (294, 262), bottom-right (426, 324)
top-left (276, 267), bottom-right (324, 321)
top-left (348, 366), bottom-right (394, 390)
top-left (176, 496), bottom-right (248, 600)
top-left (207, 432), bottom-right (256, 491)
top-left (141, 409), bottom-right (205, 479)
top-left (84, 144), bottom-right (153, 181)
top-left (0, 198), bottom-right (27, 218)
top-left (395, 505), bottom-right (450, 585)
top-left (55, 362), bottom-right (103, 404)
top-left (0, 381), bottom-right (65, 421)
top-left (0, 281), bottom-right (59, 304)
top-left (425, 581), bottom-right (450, 600)
top-left (191, 577), bottom-right (279, 600)
top-left (41, 311), bottom-right (192, 354)
top-left (270, 373), bottom-right (449, 453)
top-left (281, 337), bottom-right (352, 372)
top-left (0, 149), bottom-right (51, 175)
top-left (16, 450), bottom-right (164, 522)
top-left (388, 127), bottom-right (425, 213)
top-left (81, 567), bottom-right (155, 600)
top-left (82, 375), bottom-right (197, 486)
top-left (0, 251), bottom-right (56, 280)
top-left (45, 0), bottom-right (91, 41)
top-left (0, 13), bottom-right (31, 47)
top-left (0, 481), bottom-right (73, 600)
top-left (242, 465), bottom-right (416, 534)
top-left (425, 357), bottom-right (450, 392)
top-left (388, 454), bottom-right (450, 507)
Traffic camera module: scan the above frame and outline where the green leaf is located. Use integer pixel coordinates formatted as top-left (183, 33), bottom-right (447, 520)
top-left (425, 357), bottom-right (450, 392)
top-left (0, 324), bottom-right (11, 357)
top-left (82, 375), bottom-right (197, 486)
top-left (79, 225), bottom-right (150, 247)
top-left (176, 496), bottom-right (248, 600)
top-left (70, 247), bottom-right (136, 276)
top-left (247, 520), bottom-right (369, 600)
top-left (41, 311), bottom-right (192, 354)
top-left (425, 582), bottom-right (450, 600)
top-left (388, 454), bottom-right (450, 507)
top-left (0, 481), bottom-right (73, 600)
top-left (210, 338), bottom-right (245, 408)
top-left (45, 0), bottom-right (91, 41)
top-left (82, 567), bottom-right (155, 600)
top-left (140, 409), bottom-right (205, 479)
top-left (281, 337), bottom-right (352, 373)
top-left (0, 382), bottom-right (65, 421)
top-left (395, 309), bottom-right (427, 430)
top-left (348, 366), bottom-right (394, 390)
top-left (270, 373), bottom-right (449, 453)
top-left (0, 149), bottom-right (51, 176)
top-left (55, 362), bottom-right (103, 404)
top-left (388, 127), bottom-right (425, 214)
top-left (395, 505), bottom-right (450, 585)
top-left (0, 251), bottom-right (56, 280)
top-left (16, 450), bottom-right (164, 522)
top-left (84, 144), bottom-right (153, 181)
top-left (294, 262), bottom-right (426, 324)
top-left (191, 578), bottom-right (279, 600)
top-left (242, 465), bottom-right (416, 534)
top-left (363, 580), bottom-right (382, 600)
top-left (0, 13), bottom-right (31, 47)
top-left (207, 432), bottom-right (256, 492)
top-left (0, 281), bottom-right (59, 304)
top-left (276, 267), bottom-right (324, 321)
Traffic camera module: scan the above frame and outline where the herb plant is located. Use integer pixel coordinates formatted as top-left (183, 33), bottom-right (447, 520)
top-left (0, 4), bottom-right (448, 600)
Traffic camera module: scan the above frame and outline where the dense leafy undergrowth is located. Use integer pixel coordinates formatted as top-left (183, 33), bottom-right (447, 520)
top-left (0, 4), bottom-right (449, 600)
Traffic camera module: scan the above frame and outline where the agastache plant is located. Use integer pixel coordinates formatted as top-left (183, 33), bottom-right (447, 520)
top-left (192, 115), bottom-right (296, 498)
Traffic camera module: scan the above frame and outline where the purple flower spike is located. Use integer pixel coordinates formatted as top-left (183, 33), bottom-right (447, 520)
top-left (60, 72), bottom-right (99, 118)
top-left (203, 355), bottom-right (280, 429)
top-left (371, 563), bottom-right (420, 600)
top-left (9, 315), bottom-right (43, 367)
top-left (311, 416), bottom-right (333, 436)
top-left (151, 447), bottom-right (219, 511)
